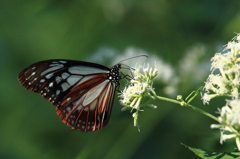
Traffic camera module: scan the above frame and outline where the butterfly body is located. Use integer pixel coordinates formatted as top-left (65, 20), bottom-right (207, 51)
top-left (18, 60), bottom-right (121, 132)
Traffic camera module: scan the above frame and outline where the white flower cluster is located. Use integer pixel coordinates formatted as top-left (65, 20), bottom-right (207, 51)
top-left (202, 35), bottom-right (240, 104)
top-left (202, 34), bottom-right (240, 150)
top-left (211, 99), bottom-right (240, 150)
top-left (119, 63), bottom-right (158, 129)
top-left (120, 63), bottom-right (158, 109)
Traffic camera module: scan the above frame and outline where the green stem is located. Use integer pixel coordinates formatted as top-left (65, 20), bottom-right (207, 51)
top-left (148, 87), bottom-right (219, 122)
top-left (184, 103), bottom-right (219, 122)
top-left (155, 95), bottom-right (182, 105)
top-left (155, 95), bottom-right (219, 122)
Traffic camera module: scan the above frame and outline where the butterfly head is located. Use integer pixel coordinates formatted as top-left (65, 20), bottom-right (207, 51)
top-left (108, 64), bottom-right (121, 86)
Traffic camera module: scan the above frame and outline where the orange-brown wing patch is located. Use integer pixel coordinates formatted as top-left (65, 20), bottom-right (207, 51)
top-left (56, 73), bottom-right (116, 132)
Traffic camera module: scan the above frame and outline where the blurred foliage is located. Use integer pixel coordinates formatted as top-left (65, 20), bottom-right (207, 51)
top-left (1, 0), bottom-right (240, 159)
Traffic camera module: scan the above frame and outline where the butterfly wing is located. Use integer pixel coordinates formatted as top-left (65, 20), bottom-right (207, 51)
top-left (57, 75), bottom-right (116, 131)
top-left (18, 59), bottom-right (118, 132)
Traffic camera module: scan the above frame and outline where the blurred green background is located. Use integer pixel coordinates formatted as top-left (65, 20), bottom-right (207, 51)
top-left (1, 0), bottom-right (240, 159)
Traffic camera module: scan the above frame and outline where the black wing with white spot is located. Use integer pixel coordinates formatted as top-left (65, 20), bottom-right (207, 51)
top-left (18, 59), bottom-right (121, 132)
top-left (18, 60), bottom-right (110, 106)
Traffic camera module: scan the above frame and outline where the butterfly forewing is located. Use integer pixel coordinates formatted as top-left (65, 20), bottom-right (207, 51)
top-left (18, 59), bottom-right (121, 132)
top-left (18, 60), bottom-right (109, 106)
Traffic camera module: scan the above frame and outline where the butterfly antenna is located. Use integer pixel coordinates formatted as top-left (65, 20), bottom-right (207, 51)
top-left (118, 55), bottom-right (148, 64)
top-left (118, 55), bottom-right (148, 80)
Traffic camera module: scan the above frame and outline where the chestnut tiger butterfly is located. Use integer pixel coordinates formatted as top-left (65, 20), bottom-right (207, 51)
top-left (18, 56), bottom-right (146, 132)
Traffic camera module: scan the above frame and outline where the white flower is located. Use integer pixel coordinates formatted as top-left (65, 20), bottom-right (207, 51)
top-left (119, 63), bottom-right (158, 130)
top-left (120, 63), bottom-right (158, 108)
top-left (202, 33), bottom-right (240, 150)
top-left (201, 93), bottom-right (219, 105)
top-left (211, 99), bottom-right (240, 150)
top-left (202, 34), bottom-right (240, 104)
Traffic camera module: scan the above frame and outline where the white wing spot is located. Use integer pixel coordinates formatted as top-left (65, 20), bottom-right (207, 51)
top-left (32, 67), bottom-right (36, 69)
top-left (55, 76), bottom-right (62, 84)
top-left (34, 78), bottom-right (37, 81)
top-left (62, 73), bottom-right (70, 79)
top-left (49, 82), bottom-right (53, 87)
top-left (68, 66), bottom-right (108, 74)
top-left (97, 116), bottom-right (101, 122)
top-left (60, 61), bottom-right (67, 63)
top-left (49, 64), bottom-right (59, 67)
top-left (31, 72), bottom-right (35, 76)
top-left (67, 75), bottom-right (83, 85)
top-left (56, 90), bottom-right (60, 95)
top-left (28, 82), bottom-right (31, 85)
top-left (83, 81), bottom-right (108, 106)
top-left (76, 105), bottom-right (83, 111)
top-left (40, 79), bottom-right (45, 83)
top-left (61, 82), bottom-right (69, 91)
top-left (66, 107), bottom-right (71, 112)
top-left (41, 65), bottom-right (63, 76)
top-left (82, 126), bottom-right (85, 129)
top-left (45, 73), bottom-right (54, 79)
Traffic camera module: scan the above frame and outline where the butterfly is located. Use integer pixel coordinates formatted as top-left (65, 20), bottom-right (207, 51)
top-left (18, 59), bottom-right (124, 132)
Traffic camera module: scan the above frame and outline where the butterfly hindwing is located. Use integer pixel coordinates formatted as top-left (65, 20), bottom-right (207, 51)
top-left (57, 77), bottom-right (116, 131)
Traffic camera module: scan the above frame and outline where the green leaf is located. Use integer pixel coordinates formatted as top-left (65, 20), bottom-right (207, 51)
top-left (182, 143), bottom-right (240, 159)
top-left (185, 86), bottom-right (203, 104)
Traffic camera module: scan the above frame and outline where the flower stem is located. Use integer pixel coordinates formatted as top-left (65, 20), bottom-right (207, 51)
top-left (148, 87), bottom-right (219, 122)
top-left (154, 95), bottom-right (219, 122)
top-left (184, 103), bottom-right (219, 122)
